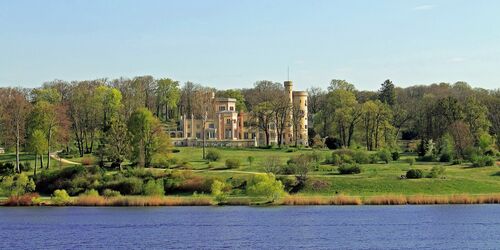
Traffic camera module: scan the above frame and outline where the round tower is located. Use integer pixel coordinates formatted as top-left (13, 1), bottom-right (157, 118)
top-left (284, 81), bottom-right (294, 144)
top-left (292, 91), bottom-right (308, 146)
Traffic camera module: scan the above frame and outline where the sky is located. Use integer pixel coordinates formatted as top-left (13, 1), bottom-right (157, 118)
top-left (1, 0), bottom-right (499, 91)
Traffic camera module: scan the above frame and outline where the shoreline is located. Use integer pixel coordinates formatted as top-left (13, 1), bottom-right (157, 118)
top-left (2, 194), bottom-right (500, 207)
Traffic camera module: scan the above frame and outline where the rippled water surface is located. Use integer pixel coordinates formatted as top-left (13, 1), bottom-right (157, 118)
top-left (1, 205), bottom-right (500, 249)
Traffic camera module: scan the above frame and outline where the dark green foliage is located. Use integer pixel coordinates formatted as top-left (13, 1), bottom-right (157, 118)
top-left (406, 169), bottom-right (423, 179)
top-left (471, 156), bottom-right (495, 167)
top-left (325, 137), bottom-right (342, 150)
top-left (36, 165), bottom-right (93, 195)
top-left (377, 149), bottom-right (392, 164)
top-left (225, 158), bottom-right (241, 169)
top-left (102, 189), bottom-right (121, 197)
top-left (172, 149), bottom-right (180, 153)
top-left (427, 166), bottom-right (446, 178)
top-left (338, 164), bottom-right (362, 174)
top-left (104, 177), bottom-right (143, 195)
top-left (439, 153), bottom-right (452, 162)
top-left (391, 151), bottom-right (400, 161)
top-left (0, 162), bottom-right (14, 176)
top-left (206, 149), bottom-right (221, 162)
top-left (352, 150), bottom-right (370, 164)
top-left (417, 155), bottom-right (436, 162)
top-left (378, 79), bottom-right (395, 106)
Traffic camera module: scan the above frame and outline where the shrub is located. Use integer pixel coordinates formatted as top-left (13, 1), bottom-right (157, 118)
top-left (19, 162), bottom-right (32, 171)
top-left (325, 154), bottom-right (341, 166)
top-left (406, 169), bottom-right (423, 179)
top-left (205, 149), bottom-right (221, 162)
top-left (247, 173), bottom-right (285, 203)
top-left (211, 180), bottom-right (230, 203)
top-left (172, 149), bottom-right (180, 153)
top-left (81, 157), bottom-right (94, 166)
top-left (427, 166), bottom-right (446, 178)
top-left (325, 137), bottom-right (342, 149)
top-left (406, 158), bottom-right (415, 166)
top-left (352, 150), bottom-right (370, 164)
top-left (102, 189), bottom-right (121, 197)
top-left (5, 193), bottom-right (40, 206)
top-left (439, 153), bottom-right (452, 162)
top-left (391, 151), bottom-right (400, 161)
top-left (247, 156), bottom-right (255, 167)
top-left (225, 158), bottom-right (241, 169)
top-left (377, 149), bottom-right (392, 164)
top-left (417, 155), bottom-right (436, 162)
top-left (338, 164), bottom-right (362, 174)
top-left (143, 179), bottom-right (164, 196)
top-left (52, 189), bottom-right (71, 205)
top-left (451, 159), bottom-right (462, 165)
top-left (471, 156), bottom-right (495, 167)
top-left (82, 189), bottom-right (100, 197)
top-left (0, 162), bottom-right (14, 176)
top-left (105, 177), bottom-right (143, 195)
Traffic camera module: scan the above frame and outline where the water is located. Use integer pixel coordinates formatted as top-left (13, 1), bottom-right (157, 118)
top-left (1, 205), bottom-right (500, 249)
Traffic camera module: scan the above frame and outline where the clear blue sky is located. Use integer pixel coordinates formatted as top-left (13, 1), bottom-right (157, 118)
top-left (1, 0), bottom-right (499, 91)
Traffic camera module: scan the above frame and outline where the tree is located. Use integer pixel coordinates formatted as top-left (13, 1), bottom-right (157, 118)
top-left (247, 173), bottom-right (285, 203)
top-left (0, 88), bottom-right (31, 173)
top-left (128, 108), bottom-right (171, 167)
top-left (379, 79), bottom-right (396, 106)
top-left (328, 79), bottom-right (356, 92)
top-left (104, 118), bottom-right (130, 171)
top-left (272, 91), bottom-right (291, 147)
top-left (156, 78), bottom-right (180, 120)
top-left (326, 89), bottom-right (362, 147)
top-left (27, 130), bottom-right (48, 178)
top-left (463, 96), bottom-right (490, 143)
top-left (217, 89), bottom-right (247, 112)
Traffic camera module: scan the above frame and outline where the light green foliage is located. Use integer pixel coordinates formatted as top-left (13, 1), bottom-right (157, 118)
top-left (102, 189), bottom-right (121, 197)
top-left (211, 180), bottom-right (230, 203)
top-left (0, 173), bottom-right (36, 196)
top-left (377, 149), bottom-right (392, 164)
top-left (478, 131), bottom-right (494, 152)
top-left (156, 78), bottom-right (181, 119)
top-left (82, 189), bottom-right (100, 197)
top-left (247, 173), bottom-right (285, 202)
top-left (143, 179), bottom-right (165, 196)
top-left (128, 108), bottom-right (171, 167)
top-left (206, 149), bottom-right (221, 162)
top-left (52, 189), bottom-right (71, 205)
top-left (225, 158), bottom-right (241, 169)
top-left (247, 156), bottom-right (255, 167)
top-left (217, 89), bottom-right (247, 112)
top-left (28, 130), bottom-right (48, 156)
top-left (428, 166), bottom-right (446, 178)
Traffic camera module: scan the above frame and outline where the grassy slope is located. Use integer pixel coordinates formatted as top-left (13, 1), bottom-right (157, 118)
top-left (2, 147), bottom-right (499, 196)
top-left (172, 147), bottom-right (500, 196)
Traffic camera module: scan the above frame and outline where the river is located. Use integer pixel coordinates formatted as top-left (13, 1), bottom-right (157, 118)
top-left (1, 205), bottom-right (500, 249)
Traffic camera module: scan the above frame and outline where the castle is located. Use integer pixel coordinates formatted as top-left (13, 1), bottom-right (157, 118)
top-left (170, 80), bottom-right (308, 147)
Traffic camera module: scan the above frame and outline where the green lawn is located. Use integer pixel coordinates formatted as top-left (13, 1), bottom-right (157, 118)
top-left (172, 147), bottom-right (500, 196)
top-left (2, 147), bottom-right (499, 197)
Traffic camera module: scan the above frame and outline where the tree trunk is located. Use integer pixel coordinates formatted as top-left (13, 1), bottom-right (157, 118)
top-left (34, 154), bottom-right (38, 178)
top-left (47, 129), bottom-right (52, 170)
top-left (40, 154), bottom-right (44, 169)
top-left (15, 122), bottom-right (20, 173)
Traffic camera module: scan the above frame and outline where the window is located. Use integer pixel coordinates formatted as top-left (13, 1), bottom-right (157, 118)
top-left (305, 125), bottom-right (308, 129)
top-left (196, 133), bottom-right (201, 138)
top-left (187, 133), bottom-right (191, 137)
top-left (209, 123), bottom-right (215, 129)
top-left (252, 133), bottom-right (256, 139)
top-left (233, 119), bottom-right (236, 124)
top-left (187, 125), bottom-right (191, 129)
top-left (244, 133), bottom-right (249, 139)
top-left (226, 119), bottom-right (231, 125)
top-left (219, 106), bottom-right (226, 111)
top-left (230, 106), bottom-right (234, 111)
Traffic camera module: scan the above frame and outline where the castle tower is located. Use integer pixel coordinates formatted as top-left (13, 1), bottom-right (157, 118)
top-left (292, 91), bottom-right (308, 146)
top-left (284, 81), bottom-right (294, 144)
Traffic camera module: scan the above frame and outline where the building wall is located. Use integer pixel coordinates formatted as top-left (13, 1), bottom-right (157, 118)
top-left (174, 80), bottom-right (308, 147)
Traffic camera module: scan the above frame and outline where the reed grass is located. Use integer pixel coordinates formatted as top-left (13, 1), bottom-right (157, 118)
top-left (281, 195), bottom-right (362, 205)
top-left (73, 195), bottom-right (213, 206)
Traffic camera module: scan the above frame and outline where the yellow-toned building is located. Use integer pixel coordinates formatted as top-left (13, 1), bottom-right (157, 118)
top-left (172, 80), bottom-right (308, 147)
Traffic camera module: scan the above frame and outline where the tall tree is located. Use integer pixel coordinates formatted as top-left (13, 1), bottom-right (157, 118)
top-left (379, 79), bottom-right (396, 106)
top-left (0, 88), bottom-right (31, 172)
top-left (156, 78), bottom-right (180, 120)
top-left (128, 108), bottom-right (171, 167)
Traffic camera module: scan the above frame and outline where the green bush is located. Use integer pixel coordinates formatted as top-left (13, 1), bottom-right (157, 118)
top-left (439, 153), bottom-right (452, 162)
top-left (52, 189), bottom-right (71, 205)
top-left (225, 158), bottom-right (241, 169)
top-left (338, 164), bottom-right (362, 174)
top-left (391, 151), bottom-right (400, 161)
top-left (471, 155), bottom-right (495, 167)
top-left (352, 150), bottom-right (370, 164)
top-left (0, 162), bottom-right (14, 176)
top-left (206, 149), bottom-right (221, 162)
top-left (377, 149), bottom-right (392, 164)
top-left (104, 177), bottom-right (143, 195)
top-left (406, 169), bottom-right (423, 179)
top-left (427, 166), bottom-right (446, 178)
top-left (82, 189), bottom-right (99, 196)
top-left (143, 179), bottom-right (164, 196)
top-left (417, 155), bottom-right (436, 162)
top-left (451, 159), bottom-right (462, 165)
top-left (325, 154), bottom-right (341, 165)
top-left (406, 158), bottom-right (415, 166)
top-left (102, 189), bottom-right (121, 197)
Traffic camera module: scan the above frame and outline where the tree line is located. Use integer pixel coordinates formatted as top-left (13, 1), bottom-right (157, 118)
top-left (0, 76), bottom-right (498, 174)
